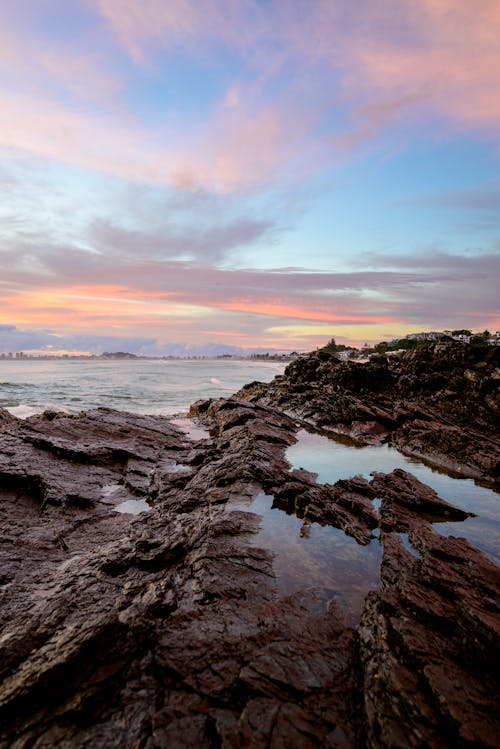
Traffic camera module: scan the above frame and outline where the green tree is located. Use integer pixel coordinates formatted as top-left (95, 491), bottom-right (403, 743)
top-left (323, 338), bottom-right (348, 353)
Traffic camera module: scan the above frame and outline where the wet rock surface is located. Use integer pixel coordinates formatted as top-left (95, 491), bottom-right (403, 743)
top-left (0, 348), bottom-right (499, 748)
top-left (238, 340), bottom-right (500, 485)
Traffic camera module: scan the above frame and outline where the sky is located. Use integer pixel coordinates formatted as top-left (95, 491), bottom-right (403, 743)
top-left (0, 0), bottom-right (499, 355)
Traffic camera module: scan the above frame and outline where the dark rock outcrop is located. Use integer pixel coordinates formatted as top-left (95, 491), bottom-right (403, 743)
top-left (0, 345), bottom-right (499, 747)
top-left (359, 531), bottom-right (500, 748)
top-left (237, 340), bottom-right (500, 484)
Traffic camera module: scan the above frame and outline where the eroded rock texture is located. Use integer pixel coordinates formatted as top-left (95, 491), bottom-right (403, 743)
top-left (0, 347), bottom-right (499, 748)
top-left (238, 340), bottom-right (500, 485)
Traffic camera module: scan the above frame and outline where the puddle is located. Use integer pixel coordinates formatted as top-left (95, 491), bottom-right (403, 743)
top-left (101, 483), bottom-right (152, 515)
top-left (397, 532), bottom-right (421, 559)
top-left (170, 417), bottom-right (210, 441)
top-left (287, 430), bottom-right (500, 563)
top-left (228, 492), bottom-right (382, 626)
top-left (114, 498), bottom-right (152, 515)
top-left (234, 432), bottom-right (498, 624)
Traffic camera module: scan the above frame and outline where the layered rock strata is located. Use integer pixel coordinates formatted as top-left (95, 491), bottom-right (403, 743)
top-left (0, 345), bottom-right (498, 748)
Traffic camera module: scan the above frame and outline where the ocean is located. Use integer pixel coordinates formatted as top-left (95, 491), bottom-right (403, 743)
top-left (0, 358), bottom-right (286, 418)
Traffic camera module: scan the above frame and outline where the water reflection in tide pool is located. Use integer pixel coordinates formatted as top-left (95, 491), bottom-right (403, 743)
top-left (228, 492), bottom-right (382, 626)
top-left (287, 429), bottom-right (500, 564)
top-left (228, 430), bottom-right (499, 625)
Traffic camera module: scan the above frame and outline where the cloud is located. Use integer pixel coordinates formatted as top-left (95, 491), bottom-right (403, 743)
top-left (0, 2), bottom-right (499, 349)
top-left (93, 0), bottom-right (500, 132)
top-left (355, 250), bottom-right (500, 274)
top-left (0, 325), bottom-right (154, 355)
top-left (0, 1), bottom-right (498, 193)
top-left (1, 236), bottom-right (498, 348)
top-left (349, 0), bottom-right (500, 134)
top-left (407, 182), bottom-right (500, 230)
top-left (90, 214), bottom-right (275, 262)
top-left (0, 21), bottom-right (123, 108)
top-left (93, 0), bottom-right (200, 64)
top-left (0, 324), bottom-right (284, 356)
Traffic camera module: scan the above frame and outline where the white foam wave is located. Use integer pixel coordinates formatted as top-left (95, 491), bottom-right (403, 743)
top-left (6, 404), bottom-right (69, 419)
top-left (6, 405), bottom-right (45, 419)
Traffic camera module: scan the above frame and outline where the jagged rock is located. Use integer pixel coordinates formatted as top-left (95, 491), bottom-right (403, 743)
top-left (0, 408), bottom-right (17, 428)
top-left (237, 340), bottom-right (500, 485)
top-left (370, 468), bottom-right (473, 532)
top-left (0, 346), bottom-right (499, 747)
top-left (359, 531), bottom-right (500, 748)
top-left (0, 403), bottom-right (365, 748)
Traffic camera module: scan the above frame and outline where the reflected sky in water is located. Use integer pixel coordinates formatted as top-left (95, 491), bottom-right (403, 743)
top-left (287, 430), bottom-right (500, 563)
top-left (228, 430), bottom-right (499, 625)
top-left (228, 492), bottom-right (382, 626)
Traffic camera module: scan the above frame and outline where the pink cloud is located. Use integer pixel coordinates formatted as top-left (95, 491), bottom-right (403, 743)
top-left (1, 238), bottom-right (498, 347)
top-left (0, 0), bottom-right (499, 192)
top-left (0, 0), bottom-right (500, 191)
top-left (93, 0), bottom-right (198, 64)
top-left (0, 24), bottom-right (122, 107)
top-left (92, 0), bottom-right (267, 64)
top-left (90, 0), bottom-right (500, 186)
top-left (92, 0), bottom-right (500, 133)
top-left (344, 1), bottom-right (500, 133)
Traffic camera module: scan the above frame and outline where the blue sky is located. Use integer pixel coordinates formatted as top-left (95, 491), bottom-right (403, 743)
top-left (0, 0), bottom-right (499, 354)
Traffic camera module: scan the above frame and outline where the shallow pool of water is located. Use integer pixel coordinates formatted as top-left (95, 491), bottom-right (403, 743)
top-left (287, 430), bottom-right (500, 563)
top-left (227, 429), bottom-right (499, 626)
top-left (170, 417), bottom-right (211, 441)
top-left (228, 492), bottom-right (382, 626)
top-left (114, 498), bottom-right (152, 515)
top-left (101, 483), bottom-right (153, 515)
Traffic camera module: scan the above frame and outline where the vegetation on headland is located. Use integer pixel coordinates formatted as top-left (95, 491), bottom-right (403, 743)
top-left (323, 328), bottom-right (499, 360)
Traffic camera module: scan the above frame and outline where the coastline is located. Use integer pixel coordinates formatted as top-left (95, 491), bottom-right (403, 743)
top-left (0, 340), bottom-right (498, 748)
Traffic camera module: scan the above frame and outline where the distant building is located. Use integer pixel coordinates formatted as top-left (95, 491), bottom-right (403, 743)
top-left (407, 331), bottom-right (446, 341)
top-left (336, 349), bottom-right (358, 361)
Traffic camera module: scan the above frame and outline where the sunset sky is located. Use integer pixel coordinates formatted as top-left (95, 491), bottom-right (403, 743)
top-left (1, 0), bottom-right (499, 355)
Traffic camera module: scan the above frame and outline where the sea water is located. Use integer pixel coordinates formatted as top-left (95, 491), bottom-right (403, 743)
top-left (0, 358), bottom-right (285, 418)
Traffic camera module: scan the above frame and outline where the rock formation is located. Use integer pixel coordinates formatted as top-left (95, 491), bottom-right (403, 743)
top-left (237, 340), bottom-right (500, 485)
top-left (0, 341), bottom-right (499, 747)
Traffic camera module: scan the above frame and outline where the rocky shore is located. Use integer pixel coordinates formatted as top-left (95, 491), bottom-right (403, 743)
top-left (0, 341), bottom-right (499, 748)
top-left (238, 339), bottom-right (500, 485)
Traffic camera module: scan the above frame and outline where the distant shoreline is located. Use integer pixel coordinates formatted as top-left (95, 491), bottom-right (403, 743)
top-left (0, 354), bottom-right (297, 362)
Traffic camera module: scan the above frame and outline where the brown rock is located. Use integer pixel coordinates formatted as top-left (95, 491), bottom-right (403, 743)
top-left (0, 354), bottom-right (498, 748)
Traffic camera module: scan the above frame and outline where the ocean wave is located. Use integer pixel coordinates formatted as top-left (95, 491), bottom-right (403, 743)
top-left (0, 360), bottom-right (285, 416)
top-left (6, 405), bottom-right (46, 419)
